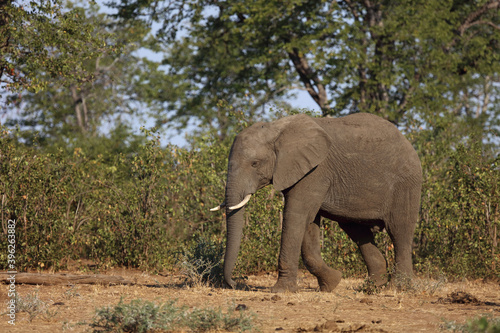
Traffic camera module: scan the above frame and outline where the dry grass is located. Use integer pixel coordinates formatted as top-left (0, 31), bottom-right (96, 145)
top-left (1, 270), bottom-right (499, 332)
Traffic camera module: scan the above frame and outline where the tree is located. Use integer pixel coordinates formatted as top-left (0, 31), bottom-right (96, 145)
top-left (2, 1), bottom-right (169, 148)
top-left (109, 0), bottom-right (499, 139)
top-left (0, 0), bottom-right (114, 93)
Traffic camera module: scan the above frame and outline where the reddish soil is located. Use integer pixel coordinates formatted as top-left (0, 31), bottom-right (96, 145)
top-left (2, 269), bottom-right (499, 332)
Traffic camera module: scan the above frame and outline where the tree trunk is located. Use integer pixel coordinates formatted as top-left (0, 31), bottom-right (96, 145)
top-left (288, 48), bottom-right (330, 115)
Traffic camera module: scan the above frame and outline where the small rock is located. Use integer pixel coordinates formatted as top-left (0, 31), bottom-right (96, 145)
top-left (235, 304), bottom-right (248, 311)
top-left (287, 302), bottom-right (295, 306)
top-left (276, 328), bottom-right (284, 331)
top-left (271, 295), bottom-right (282, 301)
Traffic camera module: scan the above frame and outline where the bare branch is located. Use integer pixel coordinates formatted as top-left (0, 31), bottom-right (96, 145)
top-left (463, 20), bottom-right (500, 32)
top-left (287, 48), bottom-right (329, 113)
top-left (96, 56), bottom-right (121, 73)
top-left (459, 0), bottom-right (500, 36)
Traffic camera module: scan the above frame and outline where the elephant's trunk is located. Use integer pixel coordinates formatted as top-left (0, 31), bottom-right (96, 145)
top-left (223, 194), bottom-right (246, 289)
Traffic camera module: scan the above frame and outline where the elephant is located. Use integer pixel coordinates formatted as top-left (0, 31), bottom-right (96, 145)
top-left (210, 113), bottom-right (422, 292)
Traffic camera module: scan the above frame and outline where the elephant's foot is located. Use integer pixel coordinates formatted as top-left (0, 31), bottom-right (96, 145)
top-left (270, 279), bottom-right (299, 293)
top-left (317, 268), bottom-right (342, 292)
top-left (369, 270), bottom-right (389, 287)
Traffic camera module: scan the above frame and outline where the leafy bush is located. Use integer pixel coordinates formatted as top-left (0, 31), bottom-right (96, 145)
top-left (0, 127), bottom-right (228, 272)
top-left (0, 128), bottom-right (176, 270)
top-left (443, 315), bottom-right (500, 333)
top-left (235, 187), bottom-right (283, 274)
top-left (0, 114), bottom-right (499, 281)
top-left (180, 236), bottom-right (224, 286)
top-left (320, 220), bottom-right (368, 277)
top-left (89, 298), bottom-right (256, 332)
top-left (90, 298), bottom-right (185, 332)
top-left (416, 141), bottom-right (500, 279)
top-left (186, 305), bottom-right (255, 332)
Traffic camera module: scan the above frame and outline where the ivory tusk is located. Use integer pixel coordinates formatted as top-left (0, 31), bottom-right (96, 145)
top-left (210, 202), bottom-right (226, 211)
top-left (228, 194), bottom-right (252, 210)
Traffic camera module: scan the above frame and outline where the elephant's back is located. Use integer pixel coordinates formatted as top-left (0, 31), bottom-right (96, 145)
top-left (325, 113), bottom-right (403, 143)
top-left (318, 113), bottom-right (422, 181)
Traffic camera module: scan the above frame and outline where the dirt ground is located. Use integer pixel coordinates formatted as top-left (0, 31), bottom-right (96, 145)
top-left (1, 269), bottom-right (499, 332)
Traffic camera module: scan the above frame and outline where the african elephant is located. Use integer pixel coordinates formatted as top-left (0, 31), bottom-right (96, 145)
top-left (210, 113), bottom-right (422, 292)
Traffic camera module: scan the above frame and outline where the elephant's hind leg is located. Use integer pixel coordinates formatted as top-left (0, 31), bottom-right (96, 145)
top-left (386, 185), bottom-right (419, 281)
top-left (301, 215), bottom-right (342, 292)
top-left (339, 222), bottom-right (388, 287)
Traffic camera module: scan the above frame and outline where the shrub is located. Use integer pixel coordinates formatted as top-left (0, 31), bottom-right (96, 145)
top-left (90, 298), bottom-right (185, 332)
top-left (0, 128), bottom-right (178, 270)
top-left (0, 127), bottom-right (228, 272)
top-left (416, 141), bottom-right (500, 279)
top-left (443, 315), bottom-right (500, 333)
top-left (13, 291), bottom-right (56, 322)
top-left (1, 115), bottom-right (499, 281)
top-left (234, 187), bottom-right (283, 274)
top-left (180, 236), bottom-right (224, 287)
top-left (186, 305), bottom-right (255, 332)
top-left (89, 298), bottom-right (256, 332)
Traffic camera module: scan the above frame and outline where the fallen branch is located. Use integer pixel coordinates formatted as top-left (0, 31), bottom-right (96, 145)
top-left (0, 272), bottom-right (134, 285)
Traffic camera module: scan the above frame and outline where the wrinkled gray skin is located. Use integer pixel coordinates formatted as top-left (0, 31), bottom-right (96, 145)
top-left (219, 113), bottom-right (422, 292)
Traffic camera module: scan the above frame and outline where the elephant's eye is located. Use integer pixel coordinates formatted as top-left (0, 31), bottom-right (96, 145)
top-left (251, 161), bottom-right (259, 168)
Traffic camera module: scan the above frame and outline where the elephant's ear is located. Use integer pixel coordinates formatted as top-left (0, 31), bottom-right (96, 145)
top-left (273, 115), bottom-right (332, 191)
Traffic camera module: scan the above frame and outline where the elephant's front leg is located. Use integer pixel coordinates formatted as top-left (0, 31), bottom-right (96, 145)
top-left (271, 192), bottom-right (322, 293)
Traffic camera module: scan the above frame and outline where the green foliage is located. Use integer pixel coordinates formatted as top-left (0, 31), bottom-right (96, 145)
top-left (234, 187), bottom-right (283, 274)
top-left (109, 0), bottom-right (499, 132)
top-left (89, 298), bottom-right (256, 332)
top-left (0, 0), bottom-right (116, 93)
top-left (320, 220), bottom-right (367, 277)
top-left (354, 278), bottom-right (380, 295)
top-left (0, 125), bottom-right (229, 271)
top-left (90, 298), bottom-right (186, 332)
top-left (416, 137), bottom-right (500, 279)
top-left (180, 237), bottom-right (224, 287)
top-left (443, 315), bottom-right (500, 333)
top-left (186, 305), bottom-right (255, 332)
top-left (3, 1), bottom-right (169, 146)
top-left (2, 115), bottom-right (499, 280)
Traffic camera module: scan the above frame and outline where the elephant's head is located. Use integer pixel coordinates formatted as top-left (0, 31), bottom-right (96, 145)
top-left (211, 114), bottom-right (332, 288)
